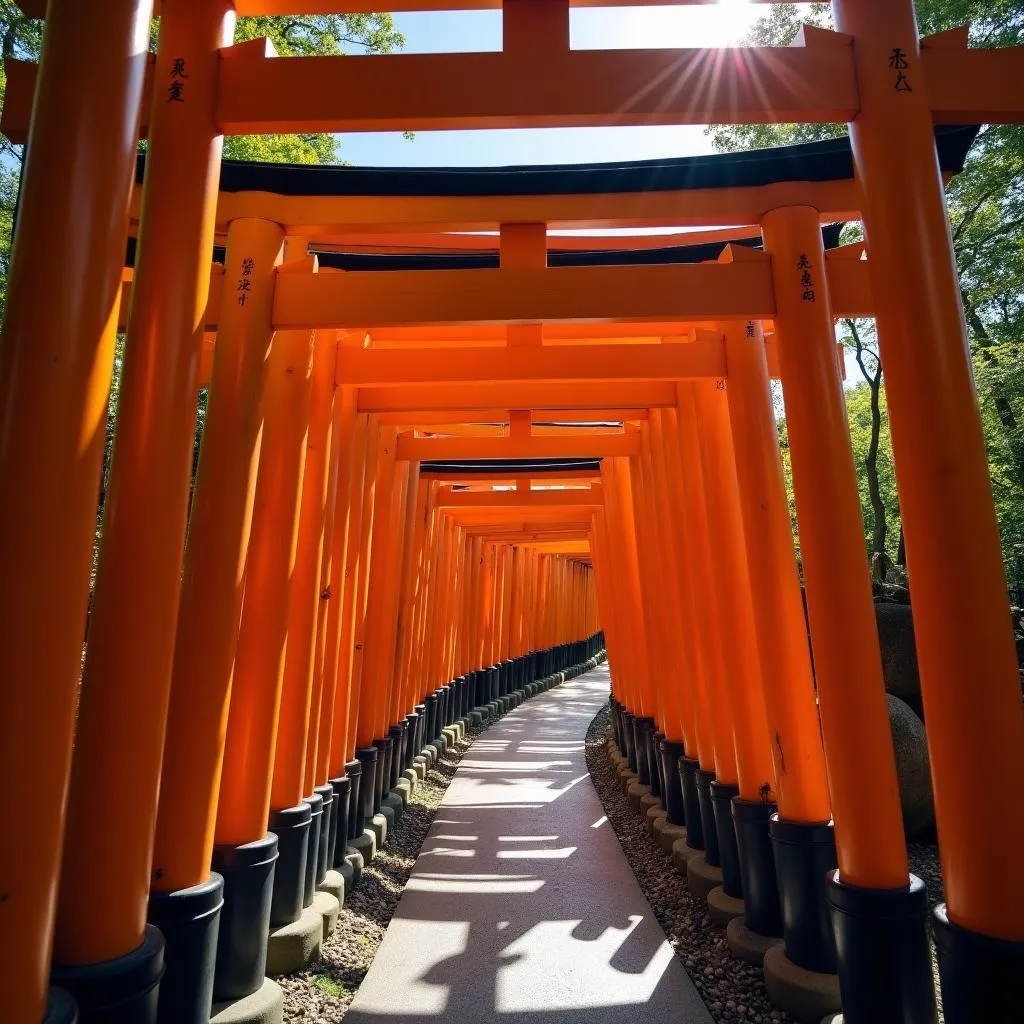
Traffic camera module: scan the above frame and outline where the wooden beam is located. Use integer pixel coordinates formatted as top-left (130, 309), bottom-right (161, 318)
top-left (341, 340), bottom-right (726, 388)
top-left (397, 432), bottom-right (639, 461)
top-left (437, 488), bottom-right (603, 508)
top-left (275, 262), bottom-right (776, 329)
top-left (357, 382), bottom-right (679, 413)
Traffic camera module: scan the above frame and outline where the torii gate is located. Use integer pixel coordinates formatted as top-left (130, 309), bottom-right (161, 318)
top-left (1, 3), bottom-right (1023, 1024)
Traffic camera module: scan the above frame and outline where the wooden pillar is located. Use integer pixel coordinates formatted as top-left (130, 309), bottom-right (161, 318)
top-left (53, 0), bottom-right (235, 971)
top-left (0, 2), bottom-right (154, 1015)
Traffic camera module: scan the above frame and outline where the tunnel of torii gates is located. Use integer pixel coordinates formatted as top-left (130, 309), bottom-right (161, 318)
top-left (1, 1), bottom-right (1024, 1024)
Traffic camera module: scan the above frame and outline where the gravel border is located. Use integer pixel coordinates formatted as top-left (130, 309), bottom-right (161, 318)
top-left (278, 727), bottom-right (480, 1021)
top-left (585, 700), bottom-right (948, 1024)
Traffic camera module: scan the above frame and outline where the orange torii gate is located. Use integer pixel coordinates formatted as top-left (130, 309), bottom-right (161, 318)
top-left (0, 3), bottom-right (1022, 1024)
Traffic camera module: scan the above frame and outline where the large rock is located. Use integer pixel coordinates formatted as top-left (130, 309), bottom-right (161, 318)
top-left (875, 601), bottom-right (921, 702)
top-left (887, 693), bottom-right (934, 838)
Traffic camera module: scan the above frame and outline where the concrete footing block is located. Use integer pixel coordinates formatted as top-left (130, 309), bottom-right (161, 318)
top-left (337, 859), bottom-right (355, 895)
top-left (687, 852), bottom-right (724, 902)
top-left (487, 701), bottom-right (501, 718)
top-left (383, 791), bottom-right (404, 821)
top-left (401, 768), bottom-right (417, 792)
top-left (413, 756), bottom-right (428, 780)
top-left (627, 781), bottom-right (652, 811)
top-left (645, 805), bottom-right (667, 836)
top-left (762, 944), bottom-right (842, 1023)
top-left (211, 977), bottom-right (284, 1024)
top-left (316, 868), bottom-right (345, 907)
top-left (344, 849), bottom-right (363, 886)
top-left (350, 829), bottom-right (376, 865)
top-left (311, 889), bottom-right (340, 937)
top-left (671, 837), bottom-right (702, 875)
top-left (707, 886), bottom-right (745, 927)
top-left (442, 725), bottom-right (460, 746)
top-left (640, 792), bottom-right (662, 812)
top-left (266, 905), bottom-right (323, 976)
top-left (371, 810), bottom-right (391, 846)
top-left (653, 818), bottom-right (687, 854)
top-left (618, 768), bottom-right (638, 794)
top-left (725, 916), bottom-right (783, 967)
top-left (468, 710), bottom-right (484, 726)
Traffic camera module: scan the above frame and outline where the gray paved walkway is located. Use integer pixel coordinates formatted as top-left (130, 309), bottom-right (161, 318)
top-left (346, 664), bottom-right (714, 1024)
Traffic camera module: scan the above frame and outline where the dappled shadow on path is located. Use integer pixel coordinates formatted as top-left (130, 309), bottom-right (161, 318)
top-left (345, 667), bottom-right (712, 1024)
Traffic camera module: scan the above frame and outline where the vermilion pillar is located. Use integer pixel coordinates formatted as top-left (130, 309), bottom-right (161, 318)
top-left (150, 217), bottom-right (282, 1012)
top-left (834, 1), bottom-right (1024, 1016)
top-left (214, 329), bottom-right (314, 851)
top-left (269, 331), bottom-right (337, 914)
top-left (723, 319), bottom-right (835, 980)
top-left (52, 2), bottom-right (234, 1019)
top-left (0, 4), bottom-right (153, 1019)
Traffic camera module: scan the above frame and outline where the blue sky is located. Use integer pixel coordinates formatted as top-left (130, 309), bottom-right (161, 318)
top-left (338, 3), bottom-right (786, 167)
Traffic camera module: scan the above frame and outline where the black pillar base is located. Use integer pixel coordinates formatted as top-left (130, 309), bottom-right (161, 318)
top-left (211, 834), bottom-right (278, 1001)
top-left (372, 737), bottom-right (391, 814)
top-left (770, 814), bottom-right (838, 974)
top-left (51, 925), bottom-right (164, 1024)
top-left (711, 781), bottom-right (742, 898)
top-left (329, 776), bottom-right (351, 868)
top-left (622, 711), bottom-right (637, 771)
top-left (679, 757), bottom-right (704, 849)
top-left (389, 725), bottom-right (405, 789)
top-left (345, 758), bottom-right (364, 840)
top-left (45, 987), bottom-right (78, 1024)
top-left (301, 792), bottom-right (324, 908)
top-left (932, 902), bottom-right (1024, 1024)
top-left (660, 740), bottom-right (686, 826)
top-left (413, 705), bottom-right (427, 754)
top-left (268, 802), bottom-right (311, 927)
top-left (826, 871), bottom-right (935, 1024)
top-left (147, 873), bottom-right (223, 1024)
top-left (732, 797), bottom-right (782, 938)
top-left (696, 769), bottom-right (720, 866)
top-left (632, 716), bottom-right (653, 786)
top-left (405, 714), bottom-right (419, 769)
top-left (424, 693), bottom-right (438, 746)
top-left (313, 784), bottom-right (334, 884)
top-left (354, 747), bottom-right (378, 836)
top-left (648, 731), bottom-right (664, 798)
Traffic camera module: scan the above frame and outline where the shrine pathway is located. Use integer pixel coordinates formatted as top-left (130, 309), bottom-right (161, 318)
top-left (345, 663), bottom-right (714, 1024)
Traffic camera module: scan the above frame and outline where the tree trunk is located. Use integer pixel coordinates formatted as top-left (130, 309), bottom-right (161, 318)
top-left (847, 320), bottom-right (889, 581)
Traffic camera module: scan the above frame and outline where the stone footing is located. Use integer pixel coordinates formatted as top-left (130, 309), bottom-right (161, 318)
top-left (653, 818), bottom-right (687, 854)
top-left (671, 838), bottom-right (702, 875)
top-left (310, 889), bottom-right (340, 937)
top-left (211, 977), bottom-right (284, 1024)
top-left (646, 805), bottom-right (667, 835)
top-left (762, 944), bottom-right (842, 1023)
top-left (726, 917), bottom-right (783, 967)
top-left (350, 830), bottom-right (376, 865)
top-left (266, 905), bottom-right (323, 976)
top-left (707, 885), bottom-right (745, 927)
top-left (687, 852), bottom-right (724, 902)
top-left (627, 782), bottom-right (651, 811)
top-left (383, 792), bottom-right (403, 822)
top-left (316, 868), bottom-right (345, 906)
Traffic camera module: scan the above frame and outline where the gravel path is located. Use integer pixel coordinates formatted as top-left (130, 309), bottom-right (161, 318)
top-left (278, 730), bottom-right (476, 1022)
top-left (585, 701), bottom-right (949, 1024)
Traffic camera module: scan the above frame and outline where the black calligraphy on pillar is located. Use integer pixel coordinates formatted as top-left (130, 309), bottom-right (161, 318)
top-left (797, 254), bottom-right (816, 303)
top-left (238, 256), bottom-right (255, 307)
top-left (168, 57), bottom-right (188, 102)
top-left (888, 47), bottom-right (912, 92)
top-left (745, 321), bottom-right (756, 339)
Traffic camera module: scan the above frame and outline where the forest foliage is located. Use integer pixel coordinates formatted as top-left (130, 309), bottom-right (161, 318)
top-left (711, 1), bottom-right (1024, 583)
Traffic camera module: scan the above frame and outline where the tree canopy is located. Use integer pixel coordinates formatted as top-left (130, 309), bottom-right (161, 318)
top-left (709, 0), bottom-right (1024, 583)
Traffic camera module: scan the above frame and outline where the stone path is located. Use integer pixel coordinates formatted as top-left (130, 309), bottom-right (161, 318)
top-left (345, 664), bottom-right (714, 1024)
